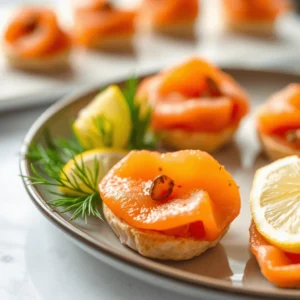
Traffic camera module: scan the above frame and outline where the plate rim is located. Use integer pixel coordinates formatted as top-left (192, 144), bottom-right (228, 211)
top-left (20, 67), bottom-right (300, 299)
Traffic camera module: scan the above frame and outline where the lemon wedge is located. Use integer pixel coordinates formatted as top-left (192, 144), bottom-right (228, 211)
top-left (59, 148), bottom-right (127, 196)
top-left (250, 155), bottom-right (300, 253)
top-left (73, 85), bottom-right (132, 149)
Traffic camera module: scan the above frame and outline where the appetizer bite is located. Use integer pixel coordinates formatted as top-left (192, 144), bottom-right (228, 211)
top-left (138, 0), bottom-right (199, 35)
top-left (73, 0), bottom-right (136, 50)
top-left (100, 150), bottom-right (241, 260)
top-left (222, 0), bottom-right (288, 35)
top-left (250, 156), bottom-right (300, 287)
top-left (3, 7), bottom-right (71, 71)
top-left (256, 84), bottom-right (300, 160)
top-left (137, 58), bottom-right (249, 152)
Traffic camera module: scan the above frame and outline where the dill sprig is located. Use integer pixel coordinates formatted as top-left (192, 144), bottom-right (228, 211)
top-left (27, 129), bottom-right (84, 165)
top-left (24, 132), bottom-right (103, 222)
top-left (48, 193), bottom-right (102, 221)
top-left (123, 77), bottom-right (156, 150)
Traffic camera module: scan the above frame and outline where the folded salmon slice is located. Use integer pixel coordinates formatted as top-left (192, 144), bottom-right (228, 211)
top-left (250, 221), bottom-right (300, 287)
top-left (158, 59), bottom-right (220, 97)
top-left (257, 84), bottom-right (300, 137)
top-left (138, 58), bottom-right (249, 132)
top-left (73, 4), bottom-right (136, 47)
top-left (100, 150), bottom-right (241, 241)
top-left (223, 0), bottom-right (288, 22)
top-left (73, 0), bottom-right (110, 12)
top-left (152, 98), bottom-right (234, 131)
top-left (140, 0), bottom-right (198, 25)
top-left (4, 7), bottom-right (70, 58)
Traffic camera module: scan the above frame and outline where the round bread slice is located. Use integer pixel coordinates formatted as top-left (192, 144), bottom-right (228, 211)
top-left (3, 44), bottom-right (70, 72)
top-left (222, 10), bottom-right (274, 35)
top-left (138, 16), bottom-right (195, 35)
top-left (91, 34), bottom-right (134, 51)
top-left (103, 203), bottom-right (228, 261)
top-left (259, 131), bottom-right (300, 161)
top-left (157, 126), bottom-right (235, 153)
top-left (225, 21), bottom-right (274, 35)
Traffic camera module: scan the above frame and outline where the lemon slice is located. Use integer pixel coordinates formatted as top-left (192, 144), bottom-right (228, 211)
top-left (250, 155), bottom-right (300, 253)
top-left (59, 148), bottom-right (127, 196)
top-left (73, 85), bottom-right (132, 149)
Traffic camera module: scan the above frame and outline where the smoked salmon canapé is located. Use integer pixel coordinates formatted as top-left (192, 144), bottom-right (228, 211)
top-left (99, 150), bottom-right (241, 260)
top-left (256, 84), bottom-right (300, 160)
top-left (137, 0), bottom-right (199, 35)
top-left (137, 58), bottom-right (249, 152)
top-left (72, 0), bottom-right (136, 50)
top-left (250, 156), bottom-right (300, 287)
top-left (222, 0), bottom-right (289, 35)
top-left (3, 7), bottom-right (71, 71)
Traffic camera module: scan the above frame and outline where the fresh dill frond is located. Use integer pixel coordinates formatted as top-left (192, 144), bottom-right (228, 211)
top-left (27, 129), bottom-right (84, 166)
top-left (24, 132), bottom-right (103, 222)
top-left (123, 77), bottom-right (156, 150)
top-left (48, 192), bottom-right (102, 222)
top-left (53, 137), bottom-right (85, 161)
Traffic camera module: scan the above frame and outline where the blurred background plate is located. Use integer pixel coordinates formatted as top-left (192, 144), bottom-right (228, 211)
top-left (1, 0), bottom-right (300, 111)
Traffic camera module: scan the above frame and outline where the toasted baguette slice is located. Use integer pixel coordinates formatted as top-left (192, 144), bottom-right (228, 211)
top-left (3, 44), bottom-right (70, 72)
top-left (259, 131), bottom-right (300, 161)
top-left (147, 21), bottom-right (195, 35)
top-left (225, 20), bottom-right (274, 35)
top-left (138, 13), bottom-right (195, 35)
top-left (91, 34), bottom-right (134, 51)
top-left (222, 11), bottom-right (274, 35)
top-left (157, 126), bottom-right (235, 153)
top-left (104, 203), bottom-right (228, 261)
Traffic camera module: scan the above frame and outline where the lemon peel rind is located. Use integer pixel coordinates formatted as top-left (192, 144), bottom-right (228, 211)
top-left (250, 155), bottom-right (300, 253)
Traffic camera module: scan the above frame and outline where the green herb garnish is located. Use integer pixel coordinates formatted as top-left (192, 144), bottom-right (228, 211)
top-left (24, 132), bottom-right (103, 222)
top-left (23, 77), bottom-right (156, 222)
top-left (123, 77), bottom-right (156, 150)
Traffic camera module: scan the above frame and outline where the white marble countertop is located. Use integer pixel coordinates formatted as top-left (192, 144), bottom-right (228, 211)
top-left (2, 1), bottom-right (300, 300)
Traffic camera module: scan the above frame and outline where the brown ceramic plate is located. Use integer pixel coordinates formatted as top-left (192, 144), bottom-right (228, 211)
top-left (20, 68), bottom-right (300, 299)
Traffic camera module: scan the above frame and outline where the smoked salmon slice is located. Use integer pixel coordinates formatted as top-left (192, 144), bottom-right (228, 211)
top-left (256, 84), bottom-right (300, 159)
top-left (4, 7), bottom-right (70, 58)
top-left (152, 98), bottom-right (234, 132)
top-left (250, 221), bottom-right (300, 287)
top-left (73, 1), bottom-right (136, 47)
top-left (73, 0), bottom-right (110, 13)
top-left (223, 0), bottom-right (288, 22)
top-left (139, 0), bottom-right (198, 26)
top-left (257, 84), bottom-right (300, 136)
top-left (138, 58), bottom-right (249, 132)
top-left (99, 150), bottom-right (241, 241)
top-left (256, 83), bottom-right (300, 154)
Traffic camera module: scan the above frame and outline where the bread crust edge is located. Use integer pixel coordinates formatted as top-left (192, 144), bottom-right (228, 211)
top-left (3, 44), bottom-right (70, 72)
top-left (157, 126), bottom-right (236, 153)
top-left (259, 131), bottom-right (300, 161)
top-left (103, 203), bottom-right (228, 261)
